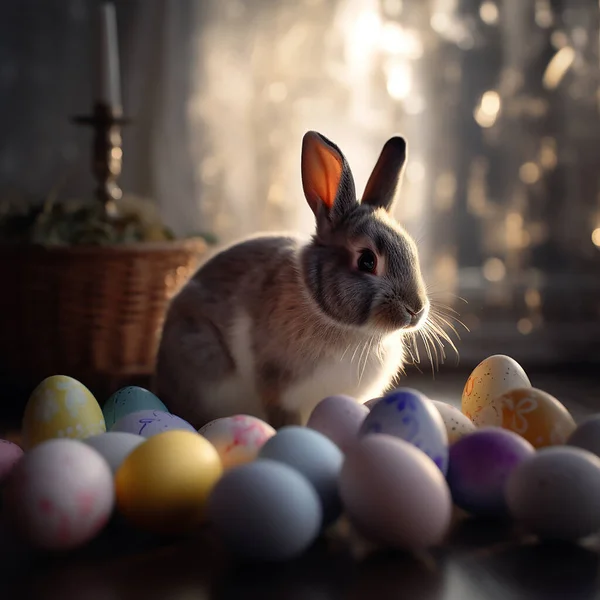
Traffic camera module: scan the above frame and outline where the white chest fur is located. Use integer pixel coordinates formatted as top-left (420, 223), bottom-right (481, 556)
top-left (280, 333), bottom-right (405, 422)
top-left (216, 311), bottom-right (404, 424)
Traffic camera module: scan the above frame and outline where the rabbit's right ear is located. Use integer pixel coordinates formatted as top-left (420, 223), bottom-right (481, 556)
top-left (301, 131), bottom-right (357, 227)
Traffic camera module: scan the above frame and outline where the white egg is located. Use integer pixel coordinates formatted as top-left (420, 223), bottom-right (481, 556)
top-left (3, 439), bottom-right (114, 550)
top-left (339, 434), bottom-right (452, 550)
top-left (306, 395), bottom-right (368, 453)
top-left (259, 426), bottom-right (344, 527)
top-left (431, 401), bottom-right (476, 444)
top-left (198, 415), bottom-right (275, 469)
top-left (207, 459), bottom-right (322, 561)
top-left (83, 432), bottom-right (146, 473)
top-left (461, 355), bottom-right (531, 426)
top-left (359, 388), bottom-right (449, 474)
top-left (506, 446), bottom-right (600, 541)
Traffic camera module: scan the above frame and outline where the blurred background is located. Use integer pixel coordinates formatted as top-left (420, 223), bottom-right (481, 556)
top-left (0, 0), bottom-right (599, 395)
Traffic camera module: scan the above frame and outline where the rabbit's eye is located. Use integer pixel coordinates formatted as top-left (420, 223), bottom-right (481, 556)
top-left (357, 249), bottom-right (377, 274)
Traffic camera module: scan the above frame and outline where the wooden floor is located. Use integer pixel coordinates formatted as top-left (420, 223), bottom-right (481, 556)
top-left (1, 364), bottom-right (599, 600)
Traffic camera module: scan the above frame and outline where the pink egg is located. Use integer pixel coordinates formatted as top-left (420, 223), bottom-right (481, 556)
top-left (198, 415), bottom-right (275, 469)
top-left (0, 440), bottom-right (23, 483)
top-left (339, 434), bottom-right (452, 550)
top-left (3, 439), bottom-right (114, 550)
top-left (306, 395), bottom-right (369, 453)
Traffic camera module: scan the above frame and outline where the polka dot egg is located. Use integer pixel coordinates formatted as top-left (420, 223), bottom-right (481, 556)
top-left (22, 376), bottom-right (106, 450)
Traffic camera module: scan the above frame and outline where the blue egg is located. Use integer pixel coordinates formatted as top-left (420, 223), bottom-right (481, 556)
top-left (110, 409), bottom-right (196, 438)
top-left (359, 388), bottom-right (449, 474)
top-left (103, 386), bottom-right (168, 429)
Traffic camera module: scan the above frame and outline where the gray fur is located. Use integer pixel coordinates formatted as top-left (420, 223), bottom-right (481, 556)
top-left (154, 131), bottom-right (429, 429)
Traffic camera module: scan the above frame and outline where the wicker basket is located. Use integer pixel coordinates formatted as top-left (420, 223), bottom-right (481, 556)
top-left (0, 239), bottom-right (207, 390)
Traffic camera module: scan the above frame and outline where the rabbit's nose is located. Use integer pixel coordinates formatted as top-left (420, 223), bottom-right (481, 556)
top-left (406, 304), bottom-right (427, 328)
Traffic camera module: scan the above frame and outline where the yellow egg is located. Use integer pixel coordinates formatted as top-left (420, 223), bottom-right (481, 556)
top-left (461, 355), bottom-right (531, 426)
top-left (490, 387), bottom-right (576, 448)
top-left (22, 375), bottom-right (106, 450)
top-left (115, 430), bottom-right (222, 535)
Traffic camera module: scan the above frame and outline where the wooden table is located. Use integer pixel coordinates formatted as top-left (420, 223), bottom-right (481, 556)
top-left (1, 365), bottom-right (599, 600)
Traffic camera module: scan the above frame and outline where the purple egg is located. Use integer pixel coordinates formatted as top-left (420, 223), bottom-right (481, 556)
top-left (0, 440), bottom-right (23, 483)
top-left (447, 427), bottom-right (535, 517)
top-left (110, 409), bottom-right (196, 438)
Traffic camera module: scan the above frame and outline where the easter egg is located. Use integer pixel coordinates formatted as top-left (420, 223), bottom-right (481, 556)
top-left (339, 434), bottom-right (452, 550)
top-left (0, 440), bottom-right (23, 483)
top-left (461, 355), bottom-right (531, 426)
top-left (359, 388), bottom-right (449, 474)
top-left (22, 375), bottom-right (106, 450)
top-left (490, 387), bottom-right (576, 448)
top-left (198, 415), bottom-right (275, 469)
top-left (207, 459), bottom-right (322, 561)
top-left (431, 401), bottom-right (476, 444)
top-left (115, 430), bottom-right (222, 534)
top-left (3, 439), bottom-right (114, 550)
top-left (506, 446), bottom-right (600, 541)
top-left (446, 427), bottom-right (535, 517)
top-left (111, 409), bottom-right (196, 438)
top-left (83, 432), bottom-right (146, 474)
top-left (102, 387), bottom-right (168, 430)
top-left (259, 426), bottom-right (344, 527)
top-left (306, 395), bottom-right (369, 453)
top-left (566, 414), bottom-right (600, 458)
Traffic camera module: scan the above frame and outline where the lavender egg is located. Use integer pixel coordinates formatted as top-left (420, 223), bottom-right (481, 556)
top-left (359, 388), bottom-right (449, 474)
top-left (306, 395), bottom-right (369, 453)
top-left (110, 410), bottom-right (196, 438)
top-left (447, 427), bottom-right (535, 517)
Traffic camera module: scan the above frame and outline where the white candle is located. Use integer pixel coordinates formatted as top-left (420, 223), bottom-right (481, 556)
top-left (97, 2), bottom-right (122, 110)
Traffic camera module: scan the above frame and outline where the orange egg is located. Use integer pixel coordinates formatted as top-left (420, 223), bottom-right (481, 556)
top-left (490, 387), bottom-right (576, 448)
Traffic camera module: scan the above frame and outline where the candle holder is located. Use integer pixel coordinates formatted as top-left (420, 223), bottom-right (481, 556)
top-left (72, 102), bottom-right (131, 217)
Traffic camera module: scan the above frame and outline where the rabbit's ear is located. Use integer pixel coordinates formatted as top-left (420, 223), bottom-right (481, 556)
top-left (301, 131), bottom-right (357, 225)
top-left (361, 136), bottom-right (407, 213)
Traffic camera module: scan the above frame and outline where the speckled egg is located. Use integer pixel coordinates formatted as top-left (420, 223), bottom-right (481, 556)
top-left (22, 376), bottom-right (106, 450)
top-left (198, 415), bottom-right (275, 469)
top-left (489, 387), bottom-right (576, 448)
top-left (306, 395), bottom-right (369, 453)
top-left (461, 355), bottom-right (531, 426)
top-left (102, 387), bottom-right (168, 430)
top-left (359, 388), bottom-right (449, 474)
top-left (111, 410), bottom-right (196, 438)
top-left (3, 439), bottom-right (114, 550)
top-left (446, 427), bottom-right (535, 517)
top-left (0, 440), bottom-right (23, 483)
top-left (431, 401), bottom-right (476, 444)
top-left (506, 446), bottom-right (600, 541)
top-left (567, 415), bottom-right (600, 458)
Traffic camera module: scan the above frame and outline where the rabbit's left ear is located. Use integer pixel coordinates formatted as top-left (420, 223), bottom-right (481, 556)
top-left (361, 136), bottom-right (407, 213)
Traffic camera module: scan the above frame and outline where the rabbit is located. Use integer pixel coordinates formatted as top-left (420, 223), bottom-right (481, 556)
top-left (154, 130), bottom-right (430, 429)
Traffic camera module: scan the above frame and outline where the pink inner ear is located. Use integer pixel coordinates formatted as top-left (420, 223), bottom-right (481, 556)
top-left (302, 133), bottom-right (343, 214)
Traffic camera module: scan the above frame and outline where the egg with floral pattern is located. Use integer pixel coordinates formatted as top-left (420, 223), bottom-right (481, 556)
top-left (489, 387), bottom-right (576, 448)
top-left (22, 376), bottom-right (106, 450)
top-left (461, 355), bottom-right (531, 427)
top-left (359, 388), bottom-right (449, 474)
